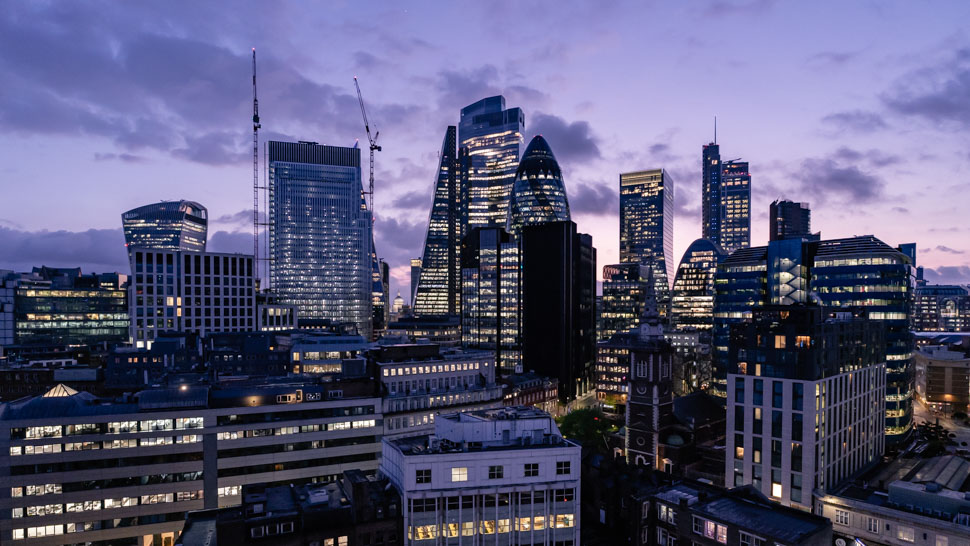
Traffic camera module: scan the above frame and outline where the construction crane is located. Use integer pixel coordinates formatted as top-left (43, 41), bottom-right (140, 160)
top-left (354, 76), bottom-right (381, 213)
top-left (252, 49), bottom-right (261, 284)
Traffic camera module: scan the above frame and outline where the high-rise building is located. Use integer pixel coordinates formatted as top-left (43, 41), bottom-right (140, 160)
top-left (769, 199), bottom-right (812, 241)
top-left (414, 126), bottom-right (465, 316)
top-left (670, 238), bottom-right (725, 330)
top-left (121, 200), bottom-right (208, 257)
top-left (599, 263), bottom-right (648, 340)
top-left (507, 135), bottom-right (570, 235)
top-left (713, 235), bottom-right (915, 443)
top-left (719, 160), bottom-right (751, 253)
top-left (725, 306), bottom-right (886, 509)
top-left (128, 248), bottom-right (255, 348)
top-left (381, 407), bottom-right (581, 546)
top-left (701, 143), bottom-right (722, 245)
top-left (521, 221), bottom-right (596, 403)
top-left (268, 141), bottom-right (372, 339)
top-left (410, 258), bottom-right (422, 306)
top-left (373, 258), bottom-right (390, 338)
top-left (619, 169), bottom-right (674, 314)
top-left (459, 96), bottom-right (524, 229)
top-left (913, 284), bottom-right (970, 332)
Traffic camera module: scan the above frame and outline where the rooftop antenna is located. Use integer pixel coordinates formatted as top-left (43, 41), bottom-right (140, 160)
top-left (714, 116), bottom-right (717, 145)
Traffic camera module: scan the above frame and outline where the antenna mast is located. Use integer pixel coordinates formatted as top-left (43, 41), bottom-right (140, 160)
top-left (252, 49), bottom-right (261, 284)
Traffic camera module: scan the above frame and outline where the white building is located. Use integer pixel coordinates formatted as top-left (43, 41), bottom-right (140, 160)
top-left (128, 248), bottom-right (256, 349)
top-left (381, 407), bottom-right (581, 545)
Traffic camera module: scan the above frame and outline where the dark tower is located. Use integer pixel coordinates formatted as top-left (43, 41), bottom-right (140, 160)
top-left (769, 199), bottom-right (812, 241)
top-left (701, 142), bottom-right (721, 245)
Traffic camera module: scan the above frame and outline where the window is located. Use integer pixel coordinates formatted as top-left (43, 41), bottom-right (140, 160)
top-left (835, 509), bottom-right (849, 525)
top-left (416, 469), bottom-right (431, 484)
top-left (658, 504), bottom-right (676, 524)
top-left (489, 465), bottom-right (504, 479)
top-left (936, 537), bottom-right (948, 546)
top-left (896, 526), bottom-right (914, 543)
top-left (693, 516), bottom-right (705, 535)
top-left (556, 461), bottom-right (571, 475)
top-left (250, 526), bottom-right (265, 539)
top-left (451, 467), bottom-right (468, 482)
top-left (772, 381), bottom-right (784, 408)
top-left (866, 517), bottom-right (879, 534)
top-left (774, 335), bottom-right (786, 349)
top-left (524, 463), bottom-right (539, 477)
top-left (740, 531), bottom-right (765, 546)
top-left (555, 514), bottom-right (575, 528)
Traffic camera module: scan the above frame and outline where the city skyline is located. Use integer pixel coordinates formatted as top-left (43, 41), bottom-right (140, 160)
top-left (2, 2), bottom-right (970, 303)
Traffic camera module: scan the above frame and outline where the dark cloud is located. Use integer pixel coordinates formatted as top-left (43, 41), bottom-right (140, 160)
top-left (831, 147), bottom-right (902, 168)
top-left (0, 227), bottom-right (128, 273)
top-left (94, 152), bottom-right (147, 163)
top-left (213, 209), bottom-right (266, 227)
top-left (436, 66), bottom-right (501, 111)
top-left (792, 156), bottom-right (885, 204)
top-left (821, 110), bottom-right (888, 133)
top-left (883, 48), bottom-right (970, 128)
top-left (208, 230), bottom-right (254, 255)
top-left (704, 0), bottom-right (776, 17)
top-left (568, 183), bottom-right (617, 216)
top-left (935, 245), bottom-right (965, 254)
top-left (353, 51), bottom-right (388, 70)
top-left (530, 113), bottom-right (601, 164)
top-left (393, 191), bottom-right (431, 210)
top-left (891, 206), bottom-right (909, 214)
top-left (807, 51), bottom-right (858, 67)
top-left (922, 265), bottom-right (970, 284)
top-left (374, 215), bottom-right (426, 267)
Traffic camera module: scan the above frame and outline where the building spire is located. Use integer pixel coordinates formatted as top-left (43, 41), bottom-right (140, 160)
top-left (638, 262), bottom-right (664, 341)
top-left (714, 116), bottom-right (717, 145)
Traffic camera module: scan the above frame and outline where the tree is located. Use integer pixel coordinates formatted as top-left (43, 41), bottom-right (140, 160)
top-left (557, 408), bottom-right (614, 447)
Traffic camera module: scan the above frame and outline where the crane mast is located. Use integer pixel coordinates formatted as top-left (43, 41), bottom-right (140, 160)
top-left (252, 49), bottom-right (261, 284)
top-left (354, 77), bottom-right (381, 214)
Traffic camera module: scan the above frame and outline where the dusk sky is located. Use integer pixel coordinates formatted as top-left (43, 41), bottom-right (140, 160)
top-left (1, 1), bottom-right (969, 301)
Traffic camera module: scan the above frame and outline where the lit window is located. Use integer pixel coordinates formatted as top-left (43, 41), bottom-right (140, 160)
top-left (451, 467), bottom-right (468, 482)
top-left (771, 482), bottom-right (783, 498)
top-left (774, 335), bottom-right (786, 349)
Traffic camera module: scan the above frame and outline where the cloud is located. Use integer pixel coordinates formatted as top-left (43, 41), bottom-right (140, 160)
top-left (935, 245), bottom-right (965, 254)
top-left (568, 182), bottom-right (616, 216)
top-left (922, 265), bottom-right (970, 284)
top-left (792, 156), bottom-right (884, 204)
top-left (94, 152), bottom-right (148, 163)
top-left (353, 51), bottom-right (389, 70)
top-left (891, 206), bottom-right (909, 214)
top-left (435, 66), bottom-right (502, 112)
top-left (393, 190), bottom-right (431, 210)
top-left (704, 0), bottom-right (776, 17)
top-left (883, 48), bottom-right (970, 128)
top-left (807, 51), bottom-right (858, 67)
top-left (373, 215), bottom-right (426, 268)
top-left (821, 110), bottom-right (888, 133)
top-left (0, 227), bottom-right (128, 273)
top-left (529, 113), bottom-right (601, 164)
top-left (213, 209), bottom-right (266, 228)
top-left (208, 230), bottom-right (254, 255)
top-left (831, 146), bottom-right (902, 168)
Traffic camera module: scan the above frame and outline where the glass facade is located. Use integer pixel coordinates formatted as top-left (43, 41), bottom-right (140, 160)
top-left (619, 169), bottom-right (674, 315)
top-left (459, 96), bottom-right (524, 229)
top-left (121, 201), bottom-right (207, 258)
top-left (769, 199), bottom-right (811, 241)
top-left (600, 263), bottom-right (648, 340)
top-left (414, 126), bottom-right (465, 316)
top-left (912, 284), bottom-right (970, 331)
top-left (507, 135), bottom-right (571, 235)
top-left (701, 143), bottom-right (721, 245)
top-left (719, 160), bottom-right (751, 254)
top-left (268, 141), bottom-right (372, 339)
top-left (670, 238), bottom-right (725, 331)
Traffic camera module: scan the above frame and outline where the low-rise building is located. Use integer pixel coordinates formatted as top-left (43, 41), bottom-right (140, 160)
top-left (499, 372), bottom-right (559, 415)
top-left (385, 315), bottom-right (461, 346)
top-left (915, 344), bottom-right (970, 416)
top-left (382, 407), bottom-right (581, 545)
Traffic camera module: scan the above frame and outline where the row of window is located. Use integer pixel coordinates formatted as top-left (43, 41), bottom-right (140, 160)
top-left (10, 418), bottom-right (203, 440)
top-left (417, 462), bottom-right (571, 484)
top-left (11, 491), bottom-right (203, 518)
top-left (409, 515), bottom-right (575, 539)
top-left (832, 508), bottom-right (951, 545)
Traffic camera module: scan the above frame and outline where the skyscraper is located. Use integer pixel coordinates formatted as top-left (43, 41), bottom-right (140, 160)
top-left (701, 143), bottom-right (721, 245)
top-left (121, 200), bottom-right (207, 257)
top-left (410, 258), bottom-right (422, 305)
top-left (599, 263), bottom-right (648, 340)
top-left (769, 199), bottom-right (812, 241)
top-left (720, 160), bottom-right (751, 253)
top-left (414, 126), bottom-right (464, 316)
top-left (459, 96), bottom-right (524, 229)
top-left (619, 169), bottom-right (674, 314)
top-left (268, 141), bottom-right (372, 339)
top-left (507, 135), bottom-right (570, 234)
top-left (670, 238), bottom-right (725, 330)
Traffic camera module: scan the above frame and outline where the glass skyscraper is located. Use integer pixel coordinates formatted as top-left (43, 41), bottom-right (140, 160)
top-left (600, 263), bottom-right (648, 340)
top-left (670, 238), bottom-right (725, 330)
top-left (507, 135), bottom-right (571, 234)
top-left (459, 96), bottom-right (524, 229)
top-left (619, 169), bottom-right (674, 315)
top-left (719, 160), bottom-right (751, 253)
top-left (121, 200), bottom-right (207, 257)
top-left (414, 126), bottom-right (465, 316)
top-left (701, 143), bottom-right (722, 246)
top-left (268, 141), bottom-right (372, 339)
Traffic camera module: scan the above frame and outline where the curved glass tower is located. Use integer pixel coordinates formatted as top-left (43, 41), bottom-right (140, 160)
top-left (507, 135), bottom-right (571, 234)
top-left (670, 238), bottom-right (725, 330)
top-left (459, 96), bottom-right (524, 229)
top-left (121, 200), bottom-right (207, 257)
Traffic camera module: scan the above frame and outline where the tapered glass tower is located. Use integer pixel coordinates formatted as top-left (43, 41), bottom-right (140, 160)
top-left (507, 135), bottom-right (571, 234)
top-left (459, 96), bottom-right (524, 229)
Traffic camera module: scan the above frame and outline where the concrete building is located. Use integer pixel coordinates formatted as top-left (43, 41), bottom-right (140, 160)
top-left (0, 377), bottom-right (381, 545)
top-left (381, 407), bottom-right (581, 545)
top-left (915, 344), bottom-right (970, 416)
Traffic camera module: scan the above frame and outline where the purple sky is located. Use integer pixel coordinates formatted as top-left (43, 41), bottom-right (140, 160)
top-left (1, 1), bottom-right (969, 301)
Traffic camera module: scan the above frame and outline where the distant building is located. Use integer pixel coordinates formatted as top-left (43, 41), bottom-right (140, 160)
top-left (257, 303), bottom-right (298, 331)
top-left (381, 407), bottom-right (581, 545)
top-left (291, 330), bottom-right (370, 377)
top-left (410, 258), bottom-right (422, 306)
top-left (268, 141), bottom-right (372, 339)
top-left (769, 199), bottom-right (812, 241)
top-left (670, 238), bottom-right (725, 331)
top-left (459, 96), bottom-right (524, 229)
top-left (392, 292), bottom-right (405, 315)
top-left (384, 314), bottom-right (461, 346)
top-left (600, 263), bottom-right (648, 341)
top-left (373, 258), bottom-right (390, 339)
top-left (726, 306), bottom-right (886, 509)
top-left (719, 159), bottom-right (751, 253)
top-left (701, 142), bottom-right (723, 248)
top-left (914, 284), bottom-right (970, 332)
top-left (121, 200), bottom-right (207, 257)
top-left (619, 169), bottom-right (674, 314)
top-left (177, 470), bottom-right (402, 546)
top-left (499, 372), bottom-right (559, 415)
top-left (128, 248), bottom-right (255, 349)
top-left (915, 344), bottom-right (970, 416)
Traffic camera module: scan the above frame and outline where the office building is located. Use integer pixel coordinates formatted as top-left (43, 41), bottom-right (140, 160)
top-left (373, 258), bottom-right (390, 339)
top-left (521, 221), bottom-right (596, 403)
top-left (913, 284), bottom-right (970, 332)
top-left (1, 267), bottom-right (128, 348)
top-left (381, 407), bottom-right (581, 545)
top-left (268, 141), bottom-right (372, 339)
top-left (725, 306), bottom-right (887, 509)
top-left (459, 96), bottom-right (524, 229)
top-left (461, 227), bottom-right (521, 375)
top-left (506, 135), bottom-right (571, 235)
top-left (414, 127), bottom-right (465, 316)
top-left (410, 259), bottom-right (422, 306)
top-left (670, 238), bottom-right (725, 331)
top-left (701, 142), bottom-right (722, 246)
top-left (499, 373), bottom-right (559, 415)
top-left (619, 169), bottom-right (674, 313)
top-left (121, 200), bottom-right (208, 258)
top-left (257, 303), bottom-right (298, 331)
top-left (178, 471), bottom-right (401, 546)
top-left (385, 315), bottom-right (461, 346)
top-left (719, 160), bottom-right (751, 253)
top-left (769, 199), bottom-right (812, 241)
top-left (599, 263), bottom-right (648, 341)
top-left (128, 248), bottom-right (255, 349)
top-left (291, 330), bottom-right (370, 377)
top-left (713, 235), bottom-right (915, 443)
top-left (0, 377), bottom-right (381, 545)
top-left (373, 344), bottom-right (503, 440)
top-left (914, 343), bottom-right (970, 416)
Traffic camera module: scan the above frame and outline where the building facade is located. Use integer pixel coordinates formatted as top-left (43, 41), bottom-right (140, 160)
top-left (719, 160), bottom-right (751, 254)
top-left (701, 142), bottom-right (722, 248)
top-left (121, 200), bottom-right (207, 258)
top-left (619, 169), bottom-right (674, 312)
top-left (128, 248), bottom-right (255, 349)
top-left (506, 136), bottom-right (570, 235)
top-left (599, 263), bottom-right (648, 341)
top-left (670, 238), bottom-right (725, 331)
top-left (459, 96), bottom-right (524, 230)
top-left (913, 284), bottom-right (970, 332)
top-left (268, 141), bottom-right (372, 339)
top-left (770, 199), bottom-right (812, 241)
top-left (381, 407), bottom-right (581, 546)
top-left (914, 344), bottom-right (970, 416)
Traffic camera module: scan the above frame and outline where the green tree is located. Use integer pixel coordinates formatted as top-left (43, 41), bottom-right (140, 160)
top-left (557, 408), bottom-right (614, 447)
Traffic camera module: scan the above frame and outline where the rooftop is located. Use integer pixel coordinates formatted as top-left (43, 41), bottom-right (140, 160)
top-left (693, 489), bottom-right (830, 543)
